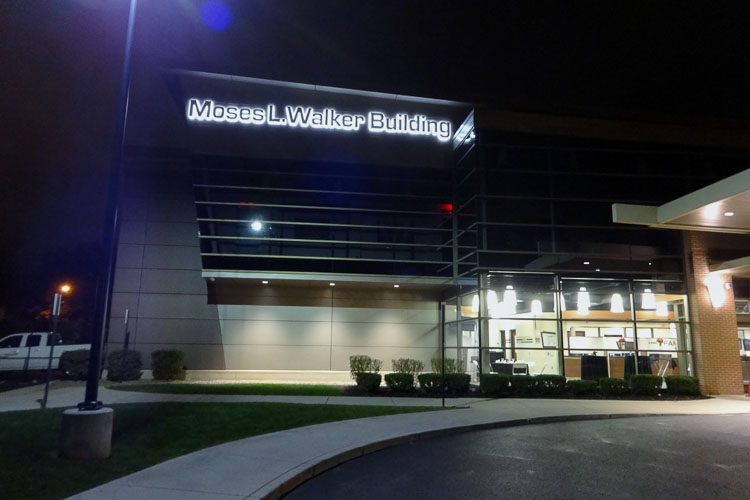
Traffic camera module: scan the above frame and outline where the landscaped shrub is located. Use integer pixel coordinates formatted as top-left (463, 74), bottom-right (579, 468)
top-left (479, 374), bottom-right (511, 396)
top-left (385, 372), bottom-right (415, 392)
top-left (665, 376), bottom-right (700, 396)
top-left (430, 357), bottom-right (465, 374)
top-left (599, 377), bottom-right (629, 396)
top-left (535, 375), bottom-right (567, 395)
top-left (106, 349), bottom-right (142, 382)
top-left (445, 373), bottom-right (471, 394)
top-left (355, 372), bottom-right (382, 392)
top-left (59, 349), bottom-right (89, 380)
top-left (391, 358), bottom-right (424, 379)
top-left (629, 374), bottom-right (663, 396)
top-left (418, 373), bottom-right (442, 393)
top-left (510, 375), bottom-right (537, 396)
top-left (151, 350), bottom-right (186, 381)
top-left (566, 379), bottom-right (598, 396)
top-left (349, 355), bottom-right (382, 379)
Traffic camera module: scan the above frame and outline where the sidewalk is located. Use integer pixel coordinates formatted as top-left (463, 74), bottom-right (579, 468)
top-left (0, 382), bottom-right (487, 412)
top-left (58, 391), bottom-right (749, 500)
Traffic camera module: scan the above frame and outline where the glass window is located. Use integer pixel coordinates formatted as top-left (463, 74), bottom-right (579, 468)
top-left (0, 335), bottom-right (23, 348)
top-left (26, 335), bottom-right (42, 347)
top-left (560, 279), bottom-right (632, 320)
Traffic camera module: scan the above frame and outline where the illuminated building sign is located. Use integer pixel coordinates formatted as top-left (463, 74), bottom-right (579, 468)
top-left (186, 98), bottom-right (452, 142)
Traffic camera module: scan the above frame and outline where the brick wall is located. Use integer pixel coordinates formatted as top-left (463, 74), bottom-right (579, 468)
top-left (685, 232), bottom-right (744, 395)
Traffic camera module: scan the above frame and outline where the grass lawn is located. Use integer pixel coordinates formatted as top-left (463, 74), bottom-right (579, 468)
top-left (0, 402), bottom-right (435, 500)
top-left (109, 382), bottom-right (345, 396)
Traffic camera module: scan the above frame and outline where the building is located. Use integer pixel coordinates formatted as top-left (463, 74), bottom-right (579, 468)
top-left (110, 69), bottom-right (750, 392)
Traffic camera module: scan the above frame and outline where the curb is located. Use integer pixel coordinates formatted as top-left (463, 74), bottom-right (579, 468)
top-left (252, 412), bottom-right (686, 499)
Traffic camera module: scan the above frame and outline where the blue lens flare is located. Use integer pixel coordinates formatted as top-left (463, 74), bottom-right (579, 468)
top-left (201, 0), bottom-right (232, 31)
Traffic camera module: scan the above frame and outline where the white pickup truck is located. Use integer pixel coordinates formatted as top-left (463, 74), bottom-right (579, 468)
top-left (0, 332), bottom-right (90, 372)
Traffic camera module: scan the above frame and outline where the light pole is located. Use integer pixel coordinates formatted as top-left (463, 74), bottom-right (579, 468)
top-left (78, 0), bottom-right (138, 411)
top-left (42, 284), bottom-right (72, 409)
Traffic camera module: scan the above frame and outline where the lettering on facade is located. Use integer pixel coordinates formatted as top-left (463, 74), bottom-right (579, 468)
top-left (186, 98), bottom-right (452, 142)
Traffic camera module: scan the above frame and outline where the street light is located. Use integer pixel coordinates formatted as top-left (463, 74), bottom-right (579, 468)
top-left (60, 284), bottom-right (72, 294)
top-left (42, 284), bottom-right (72, 409)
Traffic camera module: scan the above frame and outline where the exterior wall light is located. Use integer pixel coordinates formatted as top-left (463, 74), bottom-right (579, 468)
top-left (610, 293), bottom-right (624, 313)
top-left (705, 275), bottom-right (727, 308)
top-left (641, 289), bottom-right (656, 310)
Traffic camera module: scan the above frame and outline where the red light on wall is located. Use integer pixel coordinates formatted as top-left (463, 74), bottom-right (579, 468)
top-left (440, 203), bottom-right (453, 212)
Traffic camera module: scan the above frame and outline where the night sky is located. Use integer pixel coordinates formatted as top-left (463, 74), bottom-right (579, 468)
top-left (1, 0), bottom-right (749, 322)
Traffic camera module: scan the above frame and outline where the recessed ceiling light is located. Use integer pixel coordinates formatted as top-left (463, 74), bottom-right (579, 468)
top-left (648, 262), bottom-right (652, 266)
top-left (261, 280), bottom-right (268, 284)
top-left (393, 284), bottom-right (400, 288)
top-left (329, 282), bottom-right (336, 286)
top-left (595, 268), bottom-right (601, 272)
top-left (583, 261), bottom-right (590, 265)
top-left (724, 212), bottom-right (734, 217)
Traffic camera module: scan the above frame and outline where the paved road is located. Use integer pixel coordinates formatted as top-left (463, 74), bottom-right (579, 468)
top-left (287, 414), bottom-right (750, 499)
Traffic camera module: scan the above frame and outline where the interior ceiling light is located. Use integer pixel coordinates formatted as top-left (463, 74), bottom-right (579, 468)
top-left (656, 301), bottom-right (668, 317)
top-left (610, 293), bottom-right (624, 314)
top-left (487, 290), bottom-right (499, 310)
top-left (531, 299), bottom-right (543, 315)
top-left (577, 287), bottom-right (590, 315)
top-left (503, 285), bottom-right (517, 315)
top-left (560, 294), bottom-right (566, 311)
top-left (471, 294), bottom-right (479, 313)
top-left (641, 289), bottom-right (656, 310)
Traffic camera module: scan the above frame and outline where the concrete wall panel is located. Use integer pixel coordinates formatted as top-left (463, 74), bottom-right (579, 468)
top-left (142, 245), bottom-right (203, 270)
top-left (139, 269), bottom-right (207, 295)
top-left (219, 319), bottom-right (331, 346)
top-left (137, 293), bottom-right (219, 320)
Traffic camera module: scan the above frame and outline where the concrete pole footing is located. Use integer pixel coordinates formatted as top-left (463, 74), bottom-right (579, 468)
top-left (60, 407), bottom-right (114, 460)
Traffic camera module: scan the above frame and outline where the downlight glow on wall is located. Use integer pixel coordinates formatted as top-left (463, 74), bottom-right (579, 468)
top-left (186, 98), bottom-right (453, 142)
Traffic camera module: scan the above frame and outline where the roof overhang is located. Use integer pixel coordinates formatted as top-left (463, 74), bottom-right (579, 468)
top-left (612, 168), bottom-right (750, 235)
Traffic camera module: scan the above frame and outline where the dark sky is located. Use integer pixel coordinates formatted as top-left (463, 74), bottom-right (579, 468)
top-left (1, 0), bottom-right (749, 308)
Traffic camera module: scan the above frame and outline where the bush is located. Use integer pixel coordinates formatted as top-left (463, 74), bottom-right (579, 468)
top-left (355, 372), bottom-right (382, 392)
top-left (392, 358), bottom-right (424, 378)
top-left (535, 375), bottom-right (567, 395)
top-left (418, 373), bottom-right (442, 393)
top-left (385, 373), bottom-right (415, 392)
top-left (59, 349), bottom-right (89, 380)
top-left (349, 355), bottom-right (382, 379)
top-left (479, 374), bottom-right (511, 396)
top-left (106, 349), bottom-right (142, 382)
top-left (665, 376), bottom-right (700, 396)
top-left (430, 357), bottom-right (465, 374)
top-left (445, 373), bottom-right (471, 394)
top-left (566, 379), bottom-right (598, 396)
top-left (151, 350), bottom-right (186, 381)
top-left (629, 374), bottom-right (663, 396)
top-left (510, 375), bottom-right (537, 396)
top-left (599, 377), bottom-right (629, 397)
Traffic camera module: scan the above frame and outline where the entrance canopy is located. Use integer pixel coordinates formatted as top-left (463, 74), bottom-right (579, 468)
top-left (612, 169), bottom-right (750, 235)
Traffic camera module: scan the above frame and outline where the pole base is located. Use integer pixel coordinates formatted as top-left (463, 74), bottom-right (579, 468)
top-left (77, 400), bottom-right (103, 411)
top-left (60, 407), bottom-right (113, 460)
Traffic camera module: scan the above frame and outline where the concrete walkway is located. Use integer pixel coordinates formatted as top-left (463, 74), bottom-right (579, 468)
top-left (5, 383), bottom-right (750, 499)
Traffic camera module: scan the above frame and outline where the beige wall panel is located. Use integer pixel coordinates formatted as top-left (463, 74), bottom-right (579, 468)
top-left (120, 219), bottom-right (146, 244)
top-left (217, 304), bottom-right (331, 322)
top-left (110, 292), bottom-right (140, 319)
top-left (140, 269), bottom-right (207, 295)
top-left (113, 267), bottom-right (142, 293)
top-left (137, 293), bottom-right (219, 320)
top-left (223, 345), bottom-right (330, 370)
top-left (148, 198), bottom-right (198, 223)
top-left (142, 244), bottom-right (203, 270)
top-left (332, 321), bottom-right (438, 348)
top-left (145, 222), bottom-right (200, 246)
top-left (332, 307), bottom-right (438, 324)
top-left (117, 243), bottom-right (144, 269)
top-left (134, 318), bottom-right (222, 344)
top-left (219, 318), bottom-right (331, 346)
